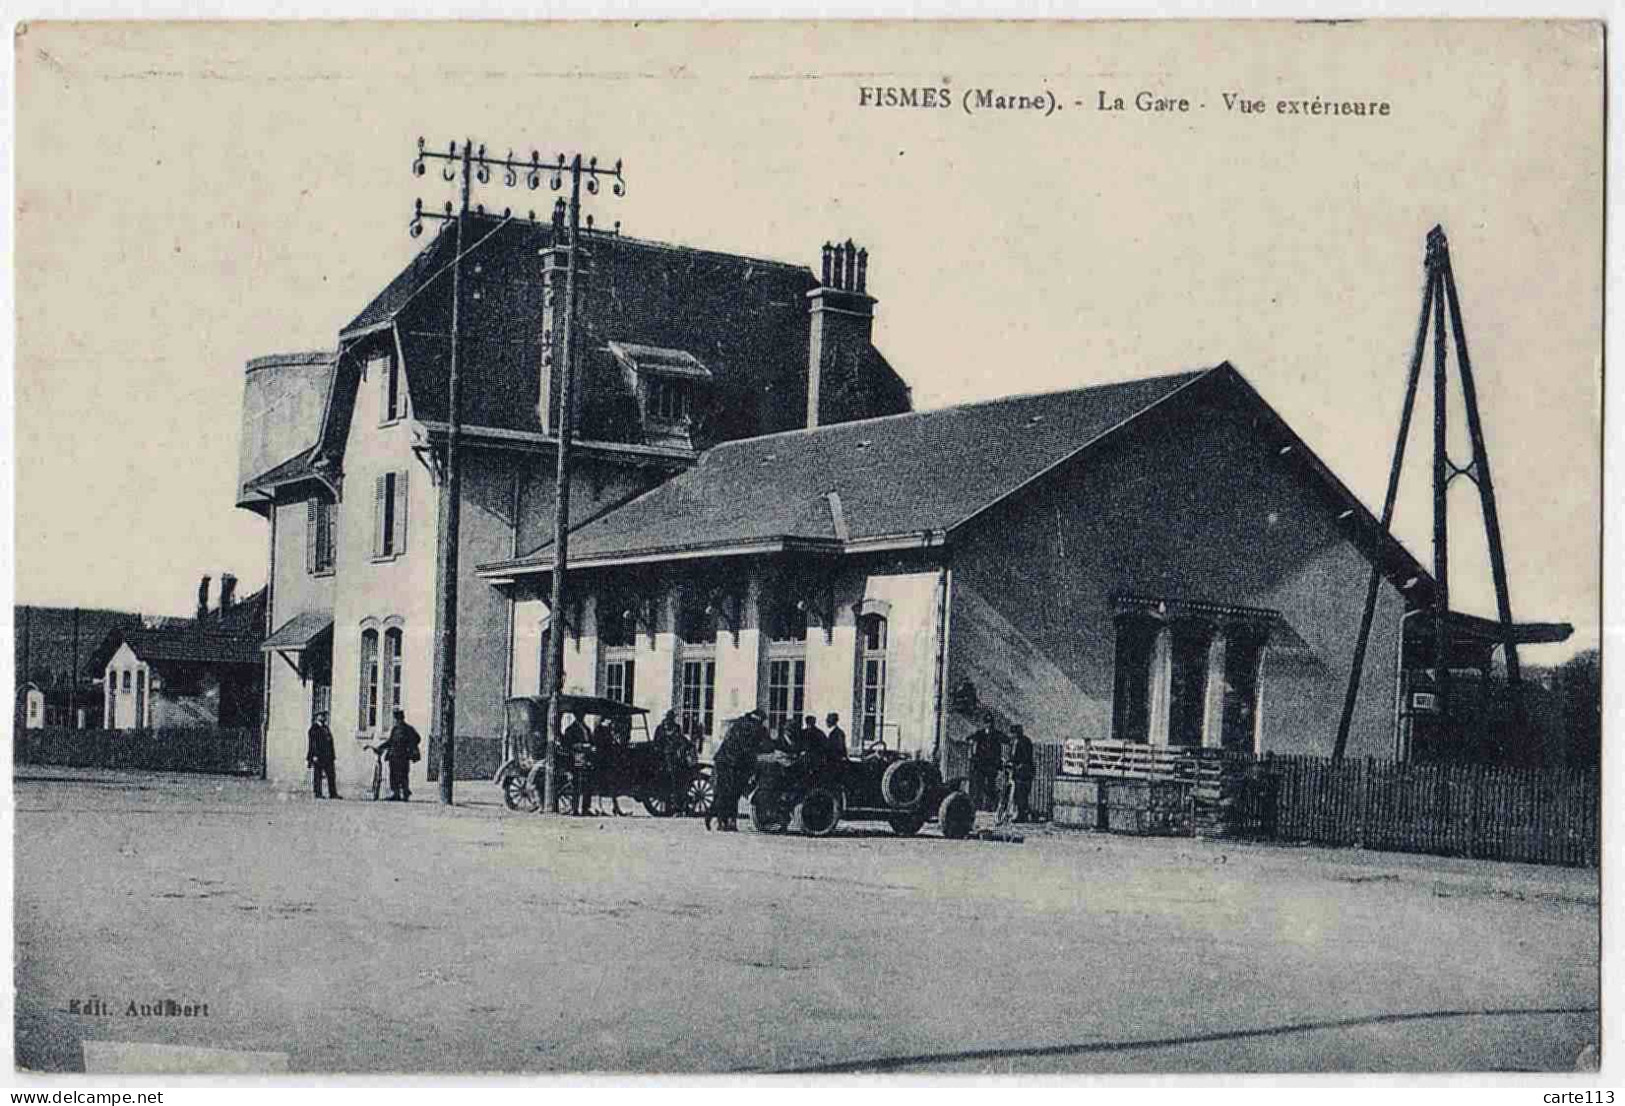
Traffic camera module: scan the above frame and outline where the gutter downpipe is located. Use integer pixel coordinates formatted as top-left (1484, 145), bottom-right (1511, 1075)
top-left (260, 500), bottom-right (276, 781)
top-left (1392, 606), bottom-right (1423, 762)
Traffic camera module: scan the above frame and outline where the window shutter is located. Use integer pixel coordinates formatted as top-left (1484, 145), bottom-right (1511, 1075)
top-left (376, 355), bottom-right (388, 425)
top-left (374, 474), bottom-right (388, 557)
top-left (306, 499), bottom-right (319, 574)
top-left (393, 468), bottom-right (409, 555)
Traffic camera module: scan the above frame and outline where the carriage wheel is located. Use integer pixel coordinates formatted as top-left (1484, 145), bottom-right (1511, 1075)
top-left (502, 773), bottom-right (539, 813)
top-left (527, 766), bottom-right (576, 815)
top-left (642, 790), bottom-right (674, 818)
top-left (685, 773), bottom-right (714, 818)
top-left (794, 787), bottom-right (842, 837)
top-left (750, 789), bottom-right (792, 834)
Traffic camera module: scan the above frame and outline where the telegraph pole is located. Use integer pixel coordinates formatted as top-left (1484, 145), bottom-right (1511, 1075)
top-left (1334, 225), bottom-right (1526, 761)
top-left (410, 140), bottom-right (623, 807)
top-left (542, 153), bottom-right (625, 817)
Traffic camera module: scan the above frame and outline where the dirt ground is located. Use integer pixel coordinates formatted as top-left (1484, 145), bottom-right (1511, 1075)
top-left (13, 768), bottom-right (1600, 1075)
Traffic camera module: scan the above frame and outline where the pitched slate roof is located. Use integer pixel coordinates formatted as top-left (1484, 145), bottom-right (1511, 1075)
top-left (483, 368), bottom-right (1212, 570)
top-left (87, 626), bottom-right (264, 673)
top-left (330, 214), bottom-right (907, 447)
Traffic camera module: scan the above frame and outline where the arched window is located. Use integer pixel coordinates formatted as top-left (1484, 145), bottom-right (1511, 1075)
top-left (383, 627), bottom-right (404, 721)
top-left (359, 629), bottom-right (379, 732)
top-left (858, 613), bottom-right (888, 745)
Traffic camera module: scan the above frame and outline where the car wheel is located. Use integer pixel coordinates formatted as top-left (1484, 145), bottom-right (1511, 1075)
top-left (881, 760), bottom-right (933, 810)
top-left (750, 789), bottom-right (792, 834)
top-left (794, 787), bottom-right (842, 837)
top-left (938, 791), bottom-right (976, 839)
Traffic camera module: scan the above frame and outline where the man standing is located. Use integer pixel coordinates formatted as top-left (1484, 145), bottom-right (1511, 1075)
top-left (794, 714), bottom-right (827, 765)
top-left (306, 711), bottom-right (339, 800)
top-left (824, 712), bottom-right (848, 762)
top-left (969, 712), bottom-right (1003, 813)
top-left (709, 708), bottom-right (766, 832)
top-left (590, 715), bottom-right (621, 816)
top-left (1007, 723), bottom-right (1036, 823)
top-left (563, 712), bottom-right (591, 816)
top-left (375, 709), bottom-right (422, 801)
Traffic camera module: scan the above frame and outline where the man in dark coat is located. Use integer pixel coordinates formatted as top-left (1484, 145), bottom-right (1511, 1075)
top-left (1006, 723), bottom-right (1036, 823)
top-left (562, 713), bottom-right (591, 815)
top-left (709, 709), bottom-right (766, 832)
top-left (794, 714), bottom-right (827, 764)
top-left (590, 716), bottom-right (621, 816)
top-left (824, 712), bottom-right (848, 762)
top-left (374, 709), bottom-right (421, 801)
top-left (306, 711), bottom-right (339, 800)
top-left (968, 713), bottom-right (1004, 813)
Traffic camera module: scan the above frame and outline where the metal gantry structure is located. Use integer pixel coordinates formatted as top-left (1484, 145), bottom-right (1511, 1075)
top-left (1333, 225), bottom-right (1524, 762)
top-left (409, 139), bottom-right (625, 805)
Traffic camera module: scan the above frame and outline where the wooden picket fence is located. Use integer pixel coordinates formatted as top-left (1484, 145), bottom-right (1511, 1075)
top-left (1056, 740), bottom-right (1599, 868)
top-left (1259, 754), bottom-right (1600, 867)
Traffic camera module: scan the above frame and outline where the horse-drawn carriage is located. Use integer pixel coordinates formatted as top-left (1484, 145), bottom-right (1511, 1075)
top-left (494, 694), bottom-right (713, 818)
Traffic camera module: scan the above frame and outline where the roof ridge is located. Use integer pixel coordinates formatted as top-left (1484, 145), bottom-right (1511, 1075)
top-left (702, 366), bottom-right (1220, 451)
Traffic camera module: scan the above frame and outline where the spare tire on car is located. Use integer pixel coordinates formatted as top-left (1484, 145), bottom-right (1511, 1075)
top-left (880, 759), bottom-right (933, 810)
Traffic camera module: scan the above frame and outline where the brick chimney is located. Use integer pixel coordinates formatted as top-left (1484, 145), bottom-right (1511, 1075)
top-left (806, 239), bottom-right (876, 429)
top-left (219, 573), bottom-right (238, 612)
top-left (195, 575), bottom-right (212, 622)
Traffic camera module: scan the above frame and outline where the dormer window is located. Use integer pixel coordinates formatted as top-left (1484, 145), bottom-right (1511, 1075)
top-left (606, 341), bottom-right (712, 450)
top-left (648, 377), bottom-right (691, 422)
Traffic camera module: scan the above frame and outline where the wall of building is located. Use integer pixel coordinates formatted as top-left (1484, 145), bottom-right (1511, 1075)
top-left (450, 448), bottom-right (661, 748)
top-left (264, 496), bottom-right (339, 785)
top-left (104, 642), bottom-right (149, 730)
top-left (325, 345), bottom-right (439, 795)
top-left (947, 382), bottom-right (1410, 761)
top-left (505, 558), bottom-right (945, 761)
top-left (237, 352), bottom-right (333, 496)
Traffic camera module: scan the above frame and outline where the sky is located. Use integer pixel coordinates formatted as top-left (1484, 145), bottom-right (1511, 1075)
top-left (13, 20), bottom-right (1604, 662)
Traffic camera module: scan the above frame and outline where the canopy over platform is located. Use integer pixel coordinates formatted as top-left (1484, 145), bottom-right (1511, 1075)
top-left (1402, 610), bottom-right (1572, 671)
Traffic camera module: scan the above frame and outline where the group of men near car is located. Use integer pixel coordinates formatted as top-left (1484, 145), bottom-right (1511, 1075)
top-left (706, 708), bottom-right (849, 831)
top-left (964, 712), bottom-right (1036, 823)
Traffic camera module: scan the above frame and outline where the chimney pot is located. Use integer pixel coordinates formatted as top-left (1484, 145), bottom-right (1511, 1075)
top-left (196, 575), bottom-right (212, 622)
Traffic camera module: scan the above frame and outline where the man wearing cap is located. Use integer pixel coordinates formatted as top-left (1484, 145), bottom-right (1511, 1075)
top-left (373, 708), bottom-right (422, 802)
top-left (306, 711), bottom-right (339, 800)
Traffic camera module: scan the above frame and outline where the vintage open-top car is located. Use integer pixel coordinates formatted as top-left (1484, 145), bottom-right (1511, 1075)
top-left (748, 739), bottom-right (976, 838)
top-left (494, 694), bottom-right (713, 818)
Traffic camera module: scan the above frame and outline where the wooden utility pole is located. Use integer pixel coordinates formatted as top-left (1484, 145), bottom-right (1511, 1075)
top-left (542, 153), bottom-right (625, 816)
top-left (410, 140), bottom-right (624, 807)
top-left (1334, 226), bottom-right (1526, 761)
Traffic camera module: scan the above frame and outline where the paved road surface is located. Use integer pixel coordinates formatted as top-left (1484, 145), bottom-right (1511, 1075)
top-left (13, 770), bottom-right (1599, 1074)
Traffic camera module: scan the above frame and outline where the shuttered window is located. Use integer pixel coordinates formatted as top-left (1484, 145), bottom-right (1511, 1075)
top-left (376, 352), bottom-right (403, 424)
top-left (373, 470), bottom-right (408, 559)
top-left (307, 499), bottom-right (336, 574)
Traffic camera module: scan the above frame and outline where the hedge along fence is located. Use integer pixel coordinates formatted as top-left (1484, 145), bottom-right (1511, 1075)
top-left (14, 726), bottom-right (261, 776)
